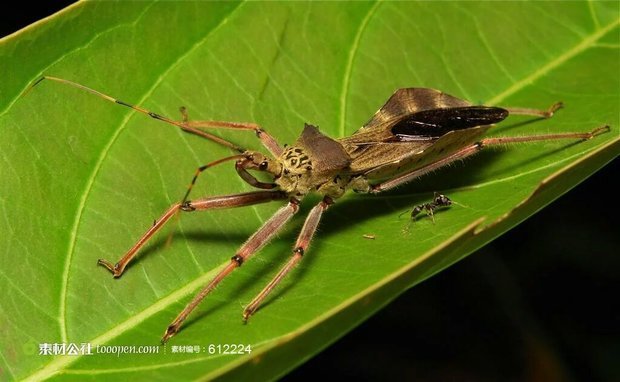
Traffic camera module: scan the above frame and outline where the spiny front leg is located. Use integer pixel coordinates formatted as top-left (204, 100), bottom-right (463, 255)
top-left (242, 196), bottom-right (333, 322)
top-left (162, 198), bottom-right (301, 343)
top-left (179, 154), bottom-right (246, 206)
top-left (180, 150), bottom-right (280, 209)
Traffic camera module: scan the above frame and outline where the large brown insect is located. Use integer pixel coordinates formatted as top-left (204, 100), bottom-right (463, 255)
top-left (25, 77), bottom-right (609, 343)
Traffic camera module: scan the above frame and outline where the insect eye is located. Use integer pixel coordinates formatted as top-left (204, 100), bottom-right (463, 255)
top-left (259, 161), bottom-right (268, 171)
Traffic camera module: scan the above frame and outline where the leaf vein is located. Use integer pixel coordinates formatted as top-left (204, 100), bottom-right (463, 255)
top-left (338, 0), bottom-right (382, 138)
top-left (487, 17), bottom-right (620, 105)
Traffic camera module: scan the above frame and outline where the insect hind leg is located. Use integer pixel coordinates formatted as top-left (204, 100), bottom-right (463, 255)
top-left (369, 125), bottom-right (609, 194)
top-left (504, 101), bottom-right (563, 119)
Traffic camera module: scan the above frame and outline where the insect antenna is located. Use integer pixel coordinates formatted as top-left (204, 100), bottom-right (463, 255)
top-left (21, 76), bottom-right (246, 153)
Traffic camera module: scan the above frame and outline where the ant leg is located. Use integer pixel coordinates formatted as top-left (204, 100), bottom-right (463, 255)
top-left (504, 102), bottom-right (563, 118)
top-left (242, 196), bottom-right (333, 322)
top-left (162, 197), bottom-right (301, 343)
top-left (370, 125), bottom-right (609, 193)
top-left (97, 190), bottom-right (287, 277)
top-left (179, 106), bottom-right (283, 157)
top-left (23, 76), bottom-right (246, 152)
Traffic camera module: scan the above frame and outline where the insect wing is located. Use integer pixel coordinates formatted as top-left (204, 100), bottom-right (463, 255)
top-left (342, 88), bottom-right (503, 175)
top-left (356, 88), bottom-right (473, 134)
top-left (391, 106), bottom-right (508, 141)
top-left (362, 125), bottom-right (491, 179)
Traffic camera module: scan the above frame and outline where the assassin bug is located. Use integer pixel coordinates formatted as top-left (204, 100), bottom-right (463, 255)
top-left (24, 77), bottom-right (609, 343)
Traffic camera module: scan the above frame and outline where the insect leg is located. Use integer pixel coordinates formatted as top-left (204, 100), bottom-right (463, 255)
top-left (181, 151), bottom-right (280, 206)
top-left (162, 198), bottom-right (301, 343)
top-left (180, 154), bottom-right (246, 205)
top-left (23, 76), bottom-right (246, 152)
top-left (242, 197), bottom-right (332, 322)
top-left (504, 102), bottom-right (563, 118)
top-left (482, 125), bottom-right (610, 145)
top-left (180, 106), bottom-right (283, 157)
top-left (97, 190), bottom-right (288, 277)
top-left (370, 125), bottom-right (609, 193)
top-left (234, 156), bottom-right (278, 190)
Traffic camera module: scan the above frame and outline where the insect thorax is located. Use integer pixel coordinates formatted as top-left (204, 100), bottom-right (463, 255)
top-left (275, 124), bottom-right (371, 198)
top-left (274, 145), bottom-right (316, 197)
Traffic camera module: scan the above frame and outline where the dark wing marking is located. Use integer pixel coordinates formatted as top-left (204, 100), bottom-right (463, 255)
top-left (391, 106), bottom-right (508, 141)
top-left (357, 88), bottom-right (473, 133)
top-left (341, 88), bottom-right (505, 175)
top-left (345, 89), bottom-right (506, 145)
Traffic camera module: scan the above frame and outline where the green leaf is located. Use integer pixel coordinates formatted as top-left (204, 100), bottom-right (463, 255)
top-left (1, 2), bottom-right (618, 381)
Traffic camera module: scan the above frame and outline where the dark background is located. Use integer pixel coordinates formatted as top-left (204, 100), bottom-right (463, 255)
top-left (4, 5), bottom-right (618, 381)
